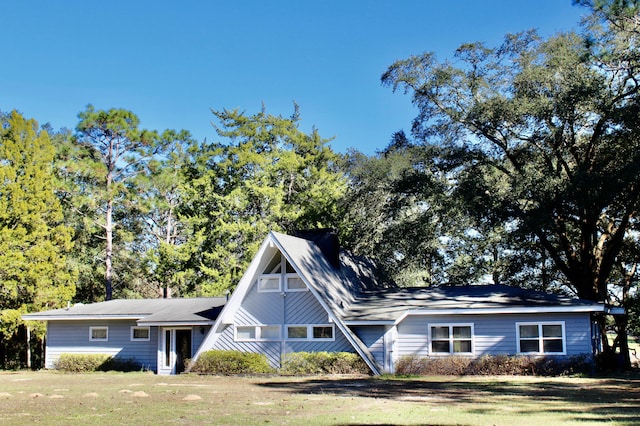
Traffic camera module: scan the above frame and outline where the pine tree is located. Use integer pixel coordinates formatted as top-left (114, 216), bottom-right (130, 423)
top-left (0, 111), bottom-right (76, 367)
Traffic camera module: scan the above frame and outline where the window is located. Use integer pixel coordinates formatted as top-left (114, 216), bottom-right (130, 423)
top-left (130, 326), bottom-right (150, 341)
top-left (287, 326), bottom-right (308, 339)
top-left (285, 274), bottom-right (307, 291)
top-left (235, 325), bottom-right (280, 341)
top-left (260, 326), bottom-right (280, 340)
top-left (236, 326), bottom-right (256, 340)
top-left (517, 322), bottom-right (565, 354)
top-left (429, 324), bottom-right (473, 354)
top-left (286, 325), bottom-right (334, 341)
top-left (89, 326), bottom-right (108, 341)
top-left (257, 275), bottom-right (281, 292)
top-left (312, 326), bottom-right (333, 339)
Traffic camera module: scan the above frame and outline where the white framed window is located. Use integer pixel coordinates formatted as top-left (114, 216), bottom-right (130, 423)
top-left (516, 322), bottom-right (566, 355)
top-left (260, 325), bottom-right (280, 340)
top-left (89, 326), bottom-right (108, 341)
top-left (130, 326), bottom-right (150, 341)
top-left (285, 274), bottom-right (307, 291)
top-left (235, 325), bottom-right (281, 341)
top-left (257, 274), bottom-right (281, 292)
top-left (286, 324), bottom-right (335, 341)
top-left (428, 323), bottom-right (474, 355)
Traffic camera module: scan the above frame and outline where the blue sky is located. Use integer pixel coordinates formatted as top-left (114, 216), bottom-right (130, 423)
top-left (2, 1), bottom-right (587, 154)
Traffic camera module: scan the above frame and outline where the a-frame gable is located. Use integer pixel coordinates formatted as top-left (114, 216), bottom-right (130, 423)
top-left (192, 232), bottom-right (381, 374)
top-left (269, 232), bottom-right (381, 374)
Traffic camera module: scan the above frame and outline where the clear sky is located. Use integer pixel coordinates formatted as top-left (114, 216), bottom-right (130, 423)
top-left (1, 1), bottom-right (588, 155)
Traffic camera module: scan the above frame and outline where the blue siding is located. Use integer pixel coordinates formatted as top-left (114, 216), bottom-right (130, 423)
top-left (350, 325), bottom-right (386, 367)
top-left (210, 278), bottom-right (355, 368)
top-left (45, 320), bottom-right (157, 371)
top-left (212, 323), bottom-right (354, 368)
top-left (395, 313), bottom-right (593, 361)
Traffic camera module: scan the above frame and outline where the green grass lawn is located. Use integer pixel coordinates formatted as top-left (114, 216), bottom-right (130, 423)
top-left (0, 370), bottom-right (639, 425)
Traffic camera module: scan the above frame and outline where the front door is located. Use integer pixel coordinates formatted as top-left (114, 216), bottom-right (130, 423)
top-left (161, 328), bottom-right (192, 374)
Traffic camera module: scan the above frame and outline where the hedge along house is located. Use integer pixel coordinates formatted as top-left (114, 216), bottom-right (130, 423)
top-left (22, 298), bottom-right (225, 374)
top-left (192, 231), bottom-right (617, 374)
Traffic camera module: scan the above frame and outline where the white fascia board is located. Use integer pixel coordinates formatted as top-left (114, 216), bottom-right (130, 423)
top-left (395, 304), bottom-right (606, 323)
top-left (343, 320), bottom-right (396, 326)
top-left (137, 321), bottom-right (214, 327)
top-left (22, 315), bottom-right (146, 321)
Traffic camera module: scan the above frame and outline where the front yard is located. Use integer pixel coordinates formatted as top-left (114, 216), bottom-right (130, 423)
top-left (0, 370), bottom-right (639, 425)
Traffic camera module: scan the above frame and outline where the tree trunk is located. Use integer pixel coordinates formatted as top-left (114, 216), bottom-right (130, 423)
top-left (25, 326), bottom-right (31, 369)
top-left (105, 197), bottom-right (113, 300)
top-left (616, 315), bottom-right (632, 370)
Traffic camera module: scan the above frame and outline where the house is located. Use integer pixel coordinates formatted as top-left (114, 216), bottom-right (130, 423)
top-left (192, 231), bottom-right (614, 375)
top-left (24, 230), bottom-right (615, 375)
top-left (22, 297), bottom-right (225, 374)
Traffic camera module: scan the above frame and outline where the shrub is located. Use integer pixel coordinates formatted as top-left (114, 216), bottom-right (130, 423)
top-left (190, 350), bottom-right (274, 375)
top-left (280, 351), bottom-right (370, 375)
top-left (102, 357), bottom-right (145, 372)
top-left (394, 354), bottom-right (594, 376)
top-left (395, 355), bottom-right (471, 376)
top-left (54, 354), bottom-right (113, 372)
top-left (54, 354), bottom-right (145, 372)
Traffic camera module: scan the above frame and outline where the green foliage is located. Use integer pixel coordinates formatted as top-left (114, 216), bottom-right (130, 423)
top-left (189, 350), bottom-right (274, 375)
top-left (395, 354), bottom-right (594, 376)
top-left (180, 105), bottom-right (347, 295)
top-left (71, 105), bottom-right (179, 301)
top-left (53, 353), bottom-right (145, 372)
top-left (280, 351), bottom-right (370, 375)
top-left (0, 111), bottom-right (76, 364)
top-left (381, 3), bottom-right (640, 366)
top-left (54, 354), bottom-right (113, 372)
top-left (340, 139), bottom-right (484, 287)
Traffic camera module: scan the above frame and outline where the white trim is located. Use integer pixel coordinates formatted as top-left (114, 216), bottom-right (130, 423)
top-left (285, 274), bottom-right (308, 292)
top-left (516, 321), bottom-right (566, 355)
top-left (138, 321), bottom-right (214, 326)
top-left (285, 324), bottom-right (335, 341)
top-left (160, 327), bottom-right (193, 374)
top-left (234, 324), bottom-right (281, 341)
top-left (257, 274), bottom-right (281, 293)
top-left (130, 326), bottom-right (150, 341)
top-left (427, 323), bottom-right (474, 356)
top-left (344, 320), bottom-right (397, 326)
top-left (89, 326), bottom-right (108, 341)
top-left (395, 305), bottom-right (605, 323)
top-left (23, 315), bottom-right (145, 321)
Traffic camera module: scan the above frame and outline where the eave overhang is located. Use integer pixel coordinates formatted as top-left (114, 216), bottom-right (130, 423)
top-left (21, 314), bottom-right (146, 321)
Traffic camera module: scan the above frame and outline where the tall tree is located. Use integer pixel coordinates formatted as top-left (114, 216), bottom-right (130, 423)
top-left (381, 2), bottom-right (640, 367)
top-left (136, 130), bottom-right (199, 297)
top-left (340, 133), bottom-right (512, 288)
top-left (74, 105), bottom-right (164, 300)
top-left (181, 105), bottom-right (346, 295)
top-left (0, 111), bottom-right (76, 367)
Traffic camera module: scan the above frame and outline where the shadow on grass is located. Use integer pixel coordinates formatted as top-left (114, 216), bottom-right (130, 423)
top-left (257, 373), bottom-right (640, 425)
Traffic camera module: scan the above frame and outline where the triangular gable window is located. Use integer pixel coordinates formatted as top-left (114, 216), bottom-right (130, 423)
top-left (257, 252), bottom-right (307, 292)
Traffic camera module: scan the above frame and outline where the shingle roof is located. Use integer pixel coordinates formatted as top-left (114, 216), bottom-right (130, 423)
top-left (22, 297), bottom-right (226, 324)
top-left (342, 284), bottom-right (605, 322)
